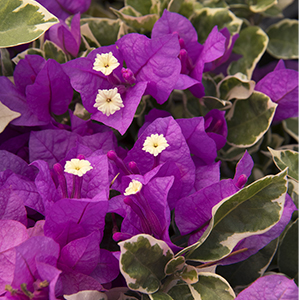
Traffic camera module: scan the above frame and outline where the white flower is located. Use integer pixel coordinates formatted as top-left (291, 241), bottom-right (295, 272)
top-left (94, 88), bottom-right (124, 116)
top-left (142, 134), bottom-right (169, 156)
top-left (93, 52), bottom-right (120, 75)
top-left (64, 159), bottom-right (93, 177)
top-left (124, 179), bottom-right (143, 196)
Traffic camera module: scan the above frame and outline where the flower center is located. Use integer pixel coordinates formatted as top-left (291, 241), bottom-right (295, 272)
top-left (94, 87), bottom-right (124, 116)
top-left (64, 158), bottom-right (93, 177)
top-left (142, 133), bottom-right (169, 156)
top-left (124, 179), bottom-right (143, 196)
top-left (93, 52), bottom-right (120, 76)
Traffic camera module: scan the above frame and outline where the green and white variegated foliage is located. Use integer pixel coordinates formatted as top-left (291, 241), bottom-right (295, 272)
top-left (268, 147), bottom-right (299, 181)
top-left (217, 73), bottom-right (255, 101)
top-left (0, 0), bottom-right (58, 48)
top-left (266, 19), bottom-right (299, 59)
top-left (185, 169), bottom-right (288, 262)
top-left (228, 26), bottom-right (269, 79)
top-left (190, 7), bottom-right (243, 43)
top-left (118, 168), bottom-right (288, 298)
top-left (226, 91), bottom-right (277, 147)
top-left (167, 273), bottom-right (235, 300)
top-left (283, 118), bottom-right (299, 142)
top-left (119, 234), bottom-right (174, 294)
top-left (118, 234), bottom-right (236, 299)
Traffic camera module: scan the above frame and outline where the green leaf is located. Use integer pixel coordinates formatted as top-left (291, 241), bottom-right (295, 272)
top-left (11, 47), bottom-right (44, 65)
top-left (180, 265), bottom-right (198, 284)
top-left (217, 73), bottom-right (255, 100)
top-left (190, 272), bottom-right (235, 300)
top-left (43, 40), bottom-right (67, 63)
top-left (177, 0), bottom-right (199, 18)
top-left (190, 7), bottom-right (242, 43)
top-left (80, 18), bottom-right (123, 46)
top-left (268, 147), bottom-right (299, 181)
top-left (218, 138), bottom-right (263, 161)
top-left (226, 91), bottom-right (277, 147)
top-left (288, 179), bottom-right (298, 209)
top-left (249, 0), bottom-right (277, 12)
top-left (167, 0), bottom-right (184, 13)
top-left (119, 234), bottom-right (174, 294)
top-left (217, 238), bottom-right (279, 287)
top-left (228, 26), bottom-right (269, 79)
top-left (186, 170), bottom-right (288, 262)
top-left (111, 6), bottom-right (158, 32)
top-left (278, 219), bottom-right (298, 279)
top-left (202, 74), bottom-right (218, 98)
top-left (283, 118), bottom-right (298, 142)
top-left (266, 19), bottom-right (298, 59)
top-left (165, 256), bottom-right (185, 275)
top-left (0, 48), bottom-right (14, 76)
top-left (202, 97), bottom-right (232, 112)
top-left (0, 0), bottom-right (58, 48)
top-left (149, 291), bottom-right (174, 300)
top-left (202, 0), bottom-right (228, 8)
top-left (125, 0), bottom-right (153, 15)
top-left (0, 102), bottom-right (21, 133)
top-left (167, 281), bottom-right (194, 300)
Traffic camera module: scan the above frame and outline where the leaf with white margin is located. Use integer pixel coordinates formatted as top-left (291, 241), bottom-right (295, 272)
top-left (148, 291), bottom-right (174, 300)
top-left (167, 273), bottom-right (235, 300)
top-left (266, 19), bottom-right (298, 59)
top-left (186, 169), bottom-right (287, 262)
top-left (268, 147), bottom-right (298, 181)
top-left (278, 219), bottom-right (298, 280)
top-left (249, 0), bottom-right (277, 12)
top-left (119, 234), bottom-right (174, 294)
top-left (167, 280), bottom-right (194, 300)
top-left (165, 256), bottom-right (185, 275)
top-left (43, 40), bottom-right (67, 64)
top-left (11, 48), bottom-right (44, 65)
top-left (125, 0), bottom-right (153, 15)
top-left (217, 73), bottom-right (255, 100)
top-left (0, 0), bottom-right (58, 48)
top-left (226, 91), bottom-right (277, 147)
top-left (64, 290), bottom-right (107, 300)
top-left (0, 101), bottom-right (21, 133)
top-left (80, 18), bottom-right (123, 46)
top-left (110, 6), bottom-right (158, 32)
top-left (0, 49), bottom-right (14, 76)
top-left (283, 117), bottom-right (298, 142)
top-left (288, 179), bottom-right (298, 208)
top-left (190, 272), bottom-right (235, 300)
top-left (228, 26), bottom-right (269, 79)
top-left (190, 7), bottom-right (243, 43)
top-left (180, 265), bottom-right (198, 284)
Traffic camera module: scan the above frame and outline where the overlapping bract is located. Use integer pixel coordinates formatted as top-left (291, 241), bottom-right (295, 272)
top-left (0, 5), bottom-right (298, 300)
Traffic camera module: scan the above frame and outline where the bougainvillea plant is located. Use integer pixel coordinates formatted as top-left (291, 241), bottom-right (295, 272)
top-left (0, 0), bottom-right (298, 299)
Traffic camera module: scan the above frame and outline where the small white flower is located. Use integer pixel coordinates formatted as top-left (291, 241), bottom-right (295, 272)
top-left (142, 134), bottom-right (169, 156)
top-left (94, 88), bottom-right (124, 116)
top-left (124, 179), bottom-right (143, 196)
top-left (93, 52), bottom-right (120, 75)
top-left (64, 159), bottom-right (93, 177)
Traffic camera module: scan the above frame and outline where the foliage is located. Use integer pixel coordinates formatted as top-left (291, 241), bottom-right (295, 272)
top-left (0, 0), bottom-right (298, 299)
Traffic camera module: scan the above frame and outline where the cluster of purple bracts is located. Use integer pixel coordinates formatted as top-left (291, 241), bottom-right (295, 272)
top-left (0, 6), bottom-right (297, 300)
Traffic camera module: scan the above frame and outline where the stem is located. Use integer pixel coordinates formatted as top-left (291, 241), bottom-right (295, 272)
top-left (195, 248), bottom-right (248, 269)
